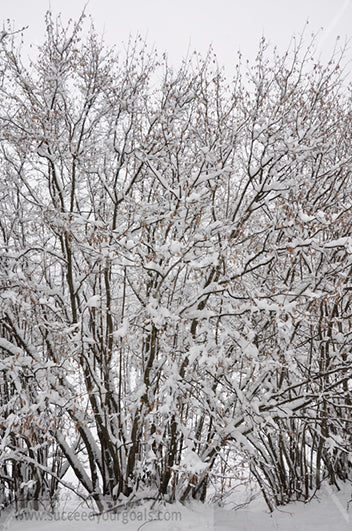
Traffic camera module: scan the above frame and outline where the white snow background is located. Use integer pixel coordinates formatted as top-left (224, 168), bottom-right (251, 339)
top-left (1, 482), bottom-right (351, 530)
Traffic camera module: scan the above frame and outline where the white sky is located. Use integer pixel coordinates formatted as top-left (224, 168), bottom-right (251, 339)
top-left (2, 0), bottom-right (352, 71)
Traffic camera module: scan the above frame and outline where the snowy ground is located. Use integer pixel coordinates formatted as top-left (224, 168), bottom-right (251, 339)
top-left (1, 483), bottom-right (351, 530)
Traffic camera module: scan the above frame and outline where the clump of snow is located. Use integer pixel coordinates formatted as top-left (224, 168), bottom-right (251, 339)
top-left (113, 320), bottom-right (129, 339)
top-left (181, 448), bottom-right (209, 473)
top-left (86, 295), bottom-right (100, 308)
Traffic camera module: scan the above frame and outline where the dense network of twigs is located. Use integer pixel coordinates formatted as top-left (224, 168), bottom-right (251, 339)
top-left (0, 12), bottom-right (352, 514)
